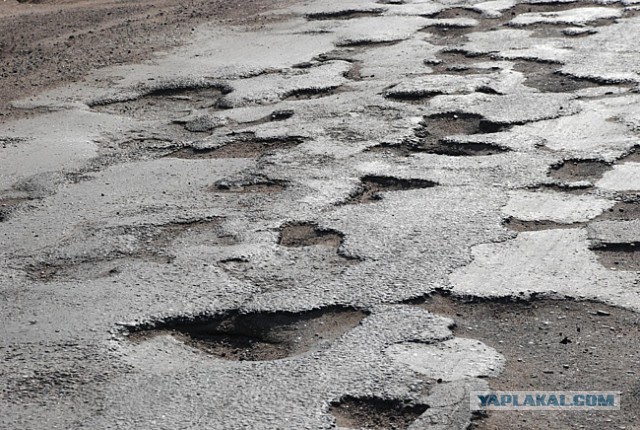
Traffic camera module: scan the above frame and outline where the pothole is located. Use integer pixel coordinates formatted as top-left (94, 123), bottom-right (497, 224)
top-left (127, 306), bottom-right (368, 361)
top-left (279, 222), bottom-right (344, 248)
top-left (283, 85), bottom-right (347, 101)
top-left (417, 139), bottom-right (509, 156)
top-left (416, 112), bottom-right (509, 138)
top-left (305, 9), bottom-right (385, 20)
top-left (211, 176), bottom-right (288, 193)
top-left (0, 197), bottom-right (29, 222)
top-left (416, 292), bottom-right (640, 430)
top-left (329, 395), bottom-right (429, 430)
top-left (91, 84), bottom-right (231, 121)
top-left (593, 199), bottom-right (640, 221)
top-left (371, 113), bottom-right (509, 155)
top-left (591, 243), bottom-right (640, 271)
top-left (548, 159), bottom-right (612, 182)
top-left (426, 51), bottom-right (499, 75)
top-left (26, 218), bottom-right (228, 282)
top-left (502, 217), bottom-right (586, 232)
top-left (619, 146), bottom-right (640, 163)
top-left (344, 175), bottom-right (437, 204)
top-left (513, 61), bottom-right (613, 93)
top-left (167, 134), bottom-right (305, 159)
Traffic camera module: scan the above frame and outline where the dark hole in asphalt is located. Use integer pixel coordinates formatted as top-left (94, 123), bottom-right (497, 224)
top-left (0, 197), bottom-right (29, 222)
top-left (279, 222), bottom-right (344, 248)
top-left (427, 51), bottom-right (499, 75)
top-left (513, 61), bottom-right (609, 93)
top-left (212, 176), bottom-right (288, 193)
top-left (369, 113), bottom-right (509, 155)
top-left (91, 84), bottom-right (230, 120)
top-left (416, 113), bottom-right (509, 138)
top-left (590, 243), bottom-right (640, 271)
top-left (305, 9), bottom-right (386, 21)
top-left (414, 292), bottom-right (640, 430)
top-left (345, 175), bottom-right (437, 204)
top-left (549, 159), bottom-right (612, 182)
top-left (620, 146), bottom-right (640, 163)
top-left (329, 395), bottom-right (429, 430)
top-left (168, 135), bottom-right (305, 159)
top-left (502, 217), bottom-right (586, 232)
top-left (127, 307), bottom-right (368, 361)
top-left (593, 199), bottom-right (640, 221)
top-left (284, 85), bottom-right (346, 100)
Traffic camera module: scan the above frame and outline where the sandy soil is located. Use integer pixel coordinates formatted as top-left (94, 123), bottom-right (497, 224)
top-left (0, 0), bottom-right (294, 123)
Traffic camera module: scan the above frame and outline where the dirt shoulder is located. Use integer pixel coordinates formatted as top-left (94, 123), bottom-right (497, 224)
top-left (0, 0), bottom-right (294, 123)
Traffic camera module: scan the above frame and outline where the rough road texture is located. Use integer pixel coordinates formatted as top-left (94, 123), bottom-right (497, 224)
top-left (1, 0), bottom-right (640, 429)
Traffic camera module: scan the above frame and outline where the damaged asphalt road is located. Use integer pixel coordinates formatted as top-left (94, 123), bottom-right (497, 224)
top-left (1, 0), bottom-right (640, 428)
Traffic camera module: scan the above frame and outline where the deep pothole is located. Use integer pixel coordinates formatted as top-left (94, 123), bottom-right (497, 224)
top-left (370, 113), bottom-right (509, 156)
top-left (0, 197), bottom-right (29, 222)
top-left (305, 9), bottom-right (385, 21)
top-left (548, 159), bottom-right (612, 183)
top-left (211, 175), bottom-right (288, 193)
top-left (90, 84), bottom-right (231, 120)
top-left (415, 292), bottom-right (640, 430)
top-left (279, 222), bottom-right (344, 248)
top-left (502, 217), bottom-right (586, 232)
top-left (344, 175), bottom-right (437, 204)
top-left (513, 61), bottom-right (615, 93)
top-left (167, 134), bottom-right (305, 159)
top-left (127, 306), bottom-right (368, 361)
top-left (591, 243), bottom-right (640, 271)
top-left (329, 395), bottom-right (429, 430)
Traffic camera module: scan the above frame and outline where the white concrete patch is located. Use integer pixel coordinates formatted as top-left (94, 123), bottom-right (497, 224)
top-left (450, 229), bottom-right (640, 310)
top-left (388, 338), bottom-right (504, 381)
top-left (597, 163), bottom-right (640, 191)
top-left (503, 190), bottom-right (615, 223)
top-left (509, 7), bottom-right (622, 27)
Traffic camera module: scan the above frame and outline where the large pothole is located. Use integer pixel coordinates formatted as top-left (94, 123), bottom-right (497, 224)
top-left (329, 395), bottom-right (429, 430)
top-left (168, 134), bottom-right (305, 159)
top-left (127, 306), bottom-right (368, 361)
top-left (91, 83), bottom-right (231, 121)
top-left (415, 292), bottom-right (640, 429)
top-left (344, 175), bottom-right (437, 204)
top-left (548, 159), bottom-right (612, 183)
top-left (279, 222), bottom-right (344, 248)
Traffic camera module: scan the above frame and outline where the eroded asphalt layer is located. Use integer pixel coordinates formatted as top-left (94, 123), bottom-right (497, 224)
top-left (2, 0), bottom-right (640, 429)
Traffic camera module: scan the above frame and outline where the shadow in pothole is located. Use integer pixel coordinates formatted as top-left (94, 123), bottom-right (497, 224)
top-left (513, 60), bottom-right (619, 93)
top-left (0, 197), bottom-right (30, 222)
top-left (502, 217), bottom-right (586, 232)
top-left (211, 175), bottom-right (288, 193)
top-left (548, 159), bottom-right (612, 182)
top-left (410, 291), bottom-right (640, 430)
top-left (167, 134), bottom-right (305, 159)
top-left (590, 243), bottom-right (640, 271)
top-left (329, 395), bottom-right (429, 430)
top-left (279, 222), bottom-right (344, 248)
top-left (344, 175), bottom-right (437, 204)
top-left (426, 51), bottom-right (499, 75)
top-left (305, 9), bottom-right (385, 21)
top-left (90, 83), bottom-right (231, 120)
top-left (369, 113), bottom-right (510, 156)
top-left (127, 306), bottom-right (368, 361)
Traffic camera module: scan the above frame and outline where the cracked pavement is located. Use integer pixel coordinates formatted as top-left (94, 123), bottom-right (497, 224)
top-left (1, 0), bottom-right (640, 428)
